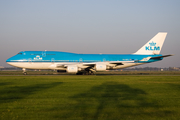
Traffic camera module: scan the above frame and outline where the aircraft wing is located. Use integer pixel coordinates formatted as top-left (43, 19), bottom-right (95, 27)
top-left (82, 63), bottom-right (96, 67)
top-left (56, 61), bottom-right (131, 69)
top-left (83, 61), bottom-right (125, 66)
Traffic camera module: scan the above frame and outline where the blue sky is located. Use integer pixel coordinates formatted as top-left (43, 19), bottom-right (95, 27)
top-left (0, 0), bottom-right (179, 67)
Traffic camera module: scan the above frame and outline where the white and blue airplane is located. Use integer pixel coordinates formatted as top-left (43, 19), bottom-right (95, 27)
top-left (6, 32), bottom-right (173, 75)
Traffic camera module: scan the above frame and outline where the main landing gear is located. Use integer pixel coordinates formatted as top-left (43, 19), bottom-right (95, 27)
top-left (76, 70), bottom-right (94, 75)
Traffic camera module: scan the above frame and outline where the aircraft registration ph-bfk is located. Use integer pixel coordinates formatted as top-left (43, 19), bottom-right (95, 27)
top-left (6, 32), bottom-right (173, 75)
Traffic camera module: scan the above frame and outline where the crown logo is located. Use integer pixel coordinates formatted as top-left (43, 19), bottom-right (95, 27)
top-left (149, 41), bottom-right (156, 46)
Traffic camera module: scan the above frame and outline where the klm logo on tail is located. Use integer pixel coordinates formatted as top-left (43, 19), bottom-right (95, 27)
top-left (145, 41), bottom-right (160, 51)
top-left (134, 32), bottom-right (167, 54)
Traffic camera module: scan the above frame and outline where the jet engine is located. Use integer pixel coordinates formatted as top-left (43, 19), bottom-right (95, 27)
top-left (95, 64), bottom-right (107, 71)
top-left (66, 65), bottom-right (78, 73)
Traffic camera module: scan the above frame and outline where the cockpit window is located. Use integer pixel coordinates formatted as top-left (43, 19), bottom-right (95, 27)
top-left (17, 53), bottom-right (22, 55)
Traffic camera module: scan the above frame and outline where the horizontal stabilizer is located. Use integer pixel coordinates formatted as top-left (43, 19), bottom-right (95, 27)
top-left (150, 54), bottom-right (174, 59)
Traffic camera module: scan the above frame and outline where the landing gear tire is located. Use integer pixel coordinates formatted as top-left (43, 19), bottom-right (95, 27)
top-left (89, 71), bottom-right (94, 75)
top-left (76, 72), bottom-right (83, 75)
top-left (22, 68), bottom-right (27, 75)
top-left (23, 72), bottom-right (27, 75)
top-left (76, 71), bottom-right (94, 75)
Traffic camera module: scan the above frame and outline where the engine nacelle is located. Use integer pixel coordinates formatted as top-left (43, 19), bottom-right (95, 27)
top-left (95, 64), bottom-right (107, 71)
top-left (66, 65), bottom-right (78, 73)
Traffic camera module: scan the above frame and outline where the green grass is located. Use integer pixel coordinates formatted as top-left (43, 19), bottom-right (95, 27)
top-left (0, 75), bottom-right (180, 120)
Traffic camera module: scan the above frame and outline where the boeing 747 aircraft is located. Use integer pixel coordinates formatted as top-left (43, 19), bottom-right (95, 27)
top-left (6, 32), bottom-right (173, 75)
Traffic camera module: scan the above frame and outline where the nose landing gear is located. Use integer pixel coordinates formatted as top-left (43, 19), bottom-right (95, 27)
top-left (22, 68), bottom-right (27, 75)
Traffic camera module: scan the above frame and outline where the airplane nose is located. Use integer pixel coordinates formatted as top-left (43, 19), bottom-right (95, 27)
top-left (6, 57), bottom-right (14, 66)
top-left (6, 57), bottom-right (12, 62)
top-left (6, 54), bottom-right (19, 62)
top-left (6, 56), bottom-right (17, 63)
top-left (6, 56), bottom-right (18, 67)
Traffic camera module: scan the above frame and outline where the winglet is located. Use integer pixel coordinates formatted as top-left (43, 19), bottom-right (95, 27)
top-left (134, 32), bottom-right (167, 55)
